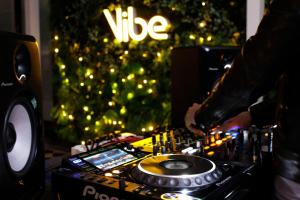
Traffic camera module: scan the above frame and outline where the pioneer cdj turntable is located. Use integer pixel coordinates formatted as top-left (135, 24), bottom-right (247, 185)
top-left (51, 128), bottom-right (269, 200)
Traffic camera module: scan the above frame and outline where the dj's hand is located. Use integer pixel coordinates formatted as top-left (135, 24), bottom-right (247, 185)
top-left (184, 103), bottom-right (205, 136)
top-left (217, 111), bottom-right (252, 132)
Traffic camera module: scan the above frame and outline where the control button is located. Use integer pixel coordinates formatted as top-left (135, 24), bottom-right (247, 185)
top-left (183, 179), bottom-right (191, 186)
top-left (147, 176), bottom-right (156, 184)
top-left (161, 193), bottom-right (178, 199)
top-left (146, 191), bottom-right (153, 196)
top-left (80, 175), bottom-right (86, 179)
top-left (119, 178), bottom-right (126, 190)
top-left (204, 174), bottom-right (213, 182)
top-left (85, 167), bottom-right (94, 172)
top-left (169, 179), bottom-right (179, 186)
top-left (106, 180), bottom-right (116, 185)
top-left (86, 176), bottom-right (95, 181)
top-left (133, 187), bottom-right (142, 193)
top-left (104, 172), bottom-right (113, 177)
top-left (222, 163), bottom-right (232, 171)
top-left (195, 177), bottom-right (202, 185)
top-left (212, 172), bottom-right (220, 179)
top-left (96, 177), bottom-right (107, 183)
top-left (80, 164), bottom-right (90, 169)
top-left (112, 169), bottom-right (122, 174)
top-left (158, 178), bottom-right (167, 186)
top-left (216, 169), bottom-right (222, 176)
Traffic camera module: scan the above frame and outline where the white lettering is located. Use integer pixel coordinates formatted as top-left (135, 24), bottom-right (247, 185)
top-left (82, 185), bottom-right (96, 196)
top-left (103, 8), bottom-right (123, 41)
top-left (103, 6), bottom-right (169, 42)
top-left (82, 185), bottom-right (120, 200)
top-left (1, 82), bottom-right (13, 87)
top-left (99, 194), bottom-right (110, 200)
top-left (148, 16), bottom-right (169, 40)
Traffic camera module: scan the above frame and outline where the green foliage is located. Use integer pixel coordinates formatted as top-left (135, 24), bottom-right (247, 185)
top-left (50, 0), bottom-right (245, 144)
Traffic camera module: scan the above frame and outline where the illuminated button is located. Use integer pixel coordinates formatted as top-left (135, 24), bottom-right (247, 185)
top-left (195, 177), bottom-right (202, 185)
top-left (146, 191), bottom-right (153, 196)
top-left (104, 172), bottom-right (113, 177)
top-left (216, 140), bottom-right (222, 146)
top-left (112, 169), bottom-right (121, 174)
top-left (210, 135), bottom-right (215, 143)
top-left (181, 147), bottom-right (193, 154)
top-left (207, 151), bottom-right (215, 156)
top-left (72, 159), bottom-right (82, 164)
top-left (187, 149), bottom-right (198, 155)
top-left (133, 187), bottom-right (142, 193)
top-left (204, 146), bottom-right (210, 150)
top-left (210, 143), bottom-right (216, 147)
top-left (161, 193), bottom-right (178, 200)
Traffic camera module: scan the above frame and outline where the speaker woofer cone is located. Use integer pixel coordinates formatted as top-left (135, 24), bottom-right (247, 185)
top-left (5, 123), bottom-right (17, 153)
top-left (3, 97), bottom-right (37, 176)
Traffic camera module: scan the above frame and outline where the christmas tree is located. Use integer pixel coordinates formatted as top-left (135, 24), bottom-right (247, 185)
top-left (50, 0), bottom-right (245, 144)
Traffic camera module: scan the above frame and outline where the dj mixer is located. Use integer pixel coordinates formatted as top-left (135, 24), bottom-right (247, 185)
top-left (51, 127), bottom-right (274, 200)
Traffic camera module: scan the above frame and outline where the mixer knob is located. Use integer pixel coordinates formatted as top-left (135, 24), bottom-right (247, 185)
top-left (204, 174), bottom-right (213, 183)
top-left (152, 135), bottom-right (157, 145)
top-left (195, 177), bottom-right (202, 185)
top-left (157, 178), bottom-right (167, 186)
top-left (169, 179), bottom-right (179, 187)
top-left (118, 177), bottom-right (126, 190)
top-left (183, 179), bottom-right (191, 186)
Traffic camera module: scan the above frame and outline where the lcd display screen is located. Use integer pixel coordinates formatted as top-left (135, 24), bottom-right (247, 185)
top-left (83, 148), bottom-right (137, 171)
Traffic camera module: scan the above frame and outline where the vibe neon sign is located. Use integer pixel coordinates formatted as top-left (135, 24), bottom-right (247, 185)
top-left (103, 6), bottom-right (169, 42)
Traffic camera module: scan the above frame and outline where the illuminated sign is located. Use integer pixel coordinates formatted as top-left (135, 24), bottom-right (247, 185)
top-left (103, 6), bottom-right (169, 42)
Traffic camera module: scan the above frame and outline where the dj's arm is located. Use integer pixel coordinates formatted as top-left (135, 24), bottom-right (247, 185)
top-left (216, 90), bottom-right (277, 132)
top-left (193, 4), bottom-right (294, 130)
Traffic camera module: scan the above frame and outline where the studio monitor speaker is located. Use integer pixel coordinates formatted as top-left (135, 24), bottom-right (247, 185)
top-left (0, 31), bottom-right (44, 199)
top-left (171, 45), bottom-right (240, 128)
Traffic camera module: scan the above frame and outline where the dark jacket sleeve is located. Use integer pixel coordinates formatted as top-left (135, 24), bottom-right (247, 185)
top-left (195, 2), bottom-right (297, 130)
top-left (248, 89), bottom-right (277, 128)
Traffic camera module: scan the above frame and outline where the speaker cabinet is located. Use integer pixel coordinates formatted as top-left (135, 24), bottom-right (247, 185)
top-left (0, 31), bottom-right (44, 198)
top-left (171, 46), bottom-right (240, 128)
